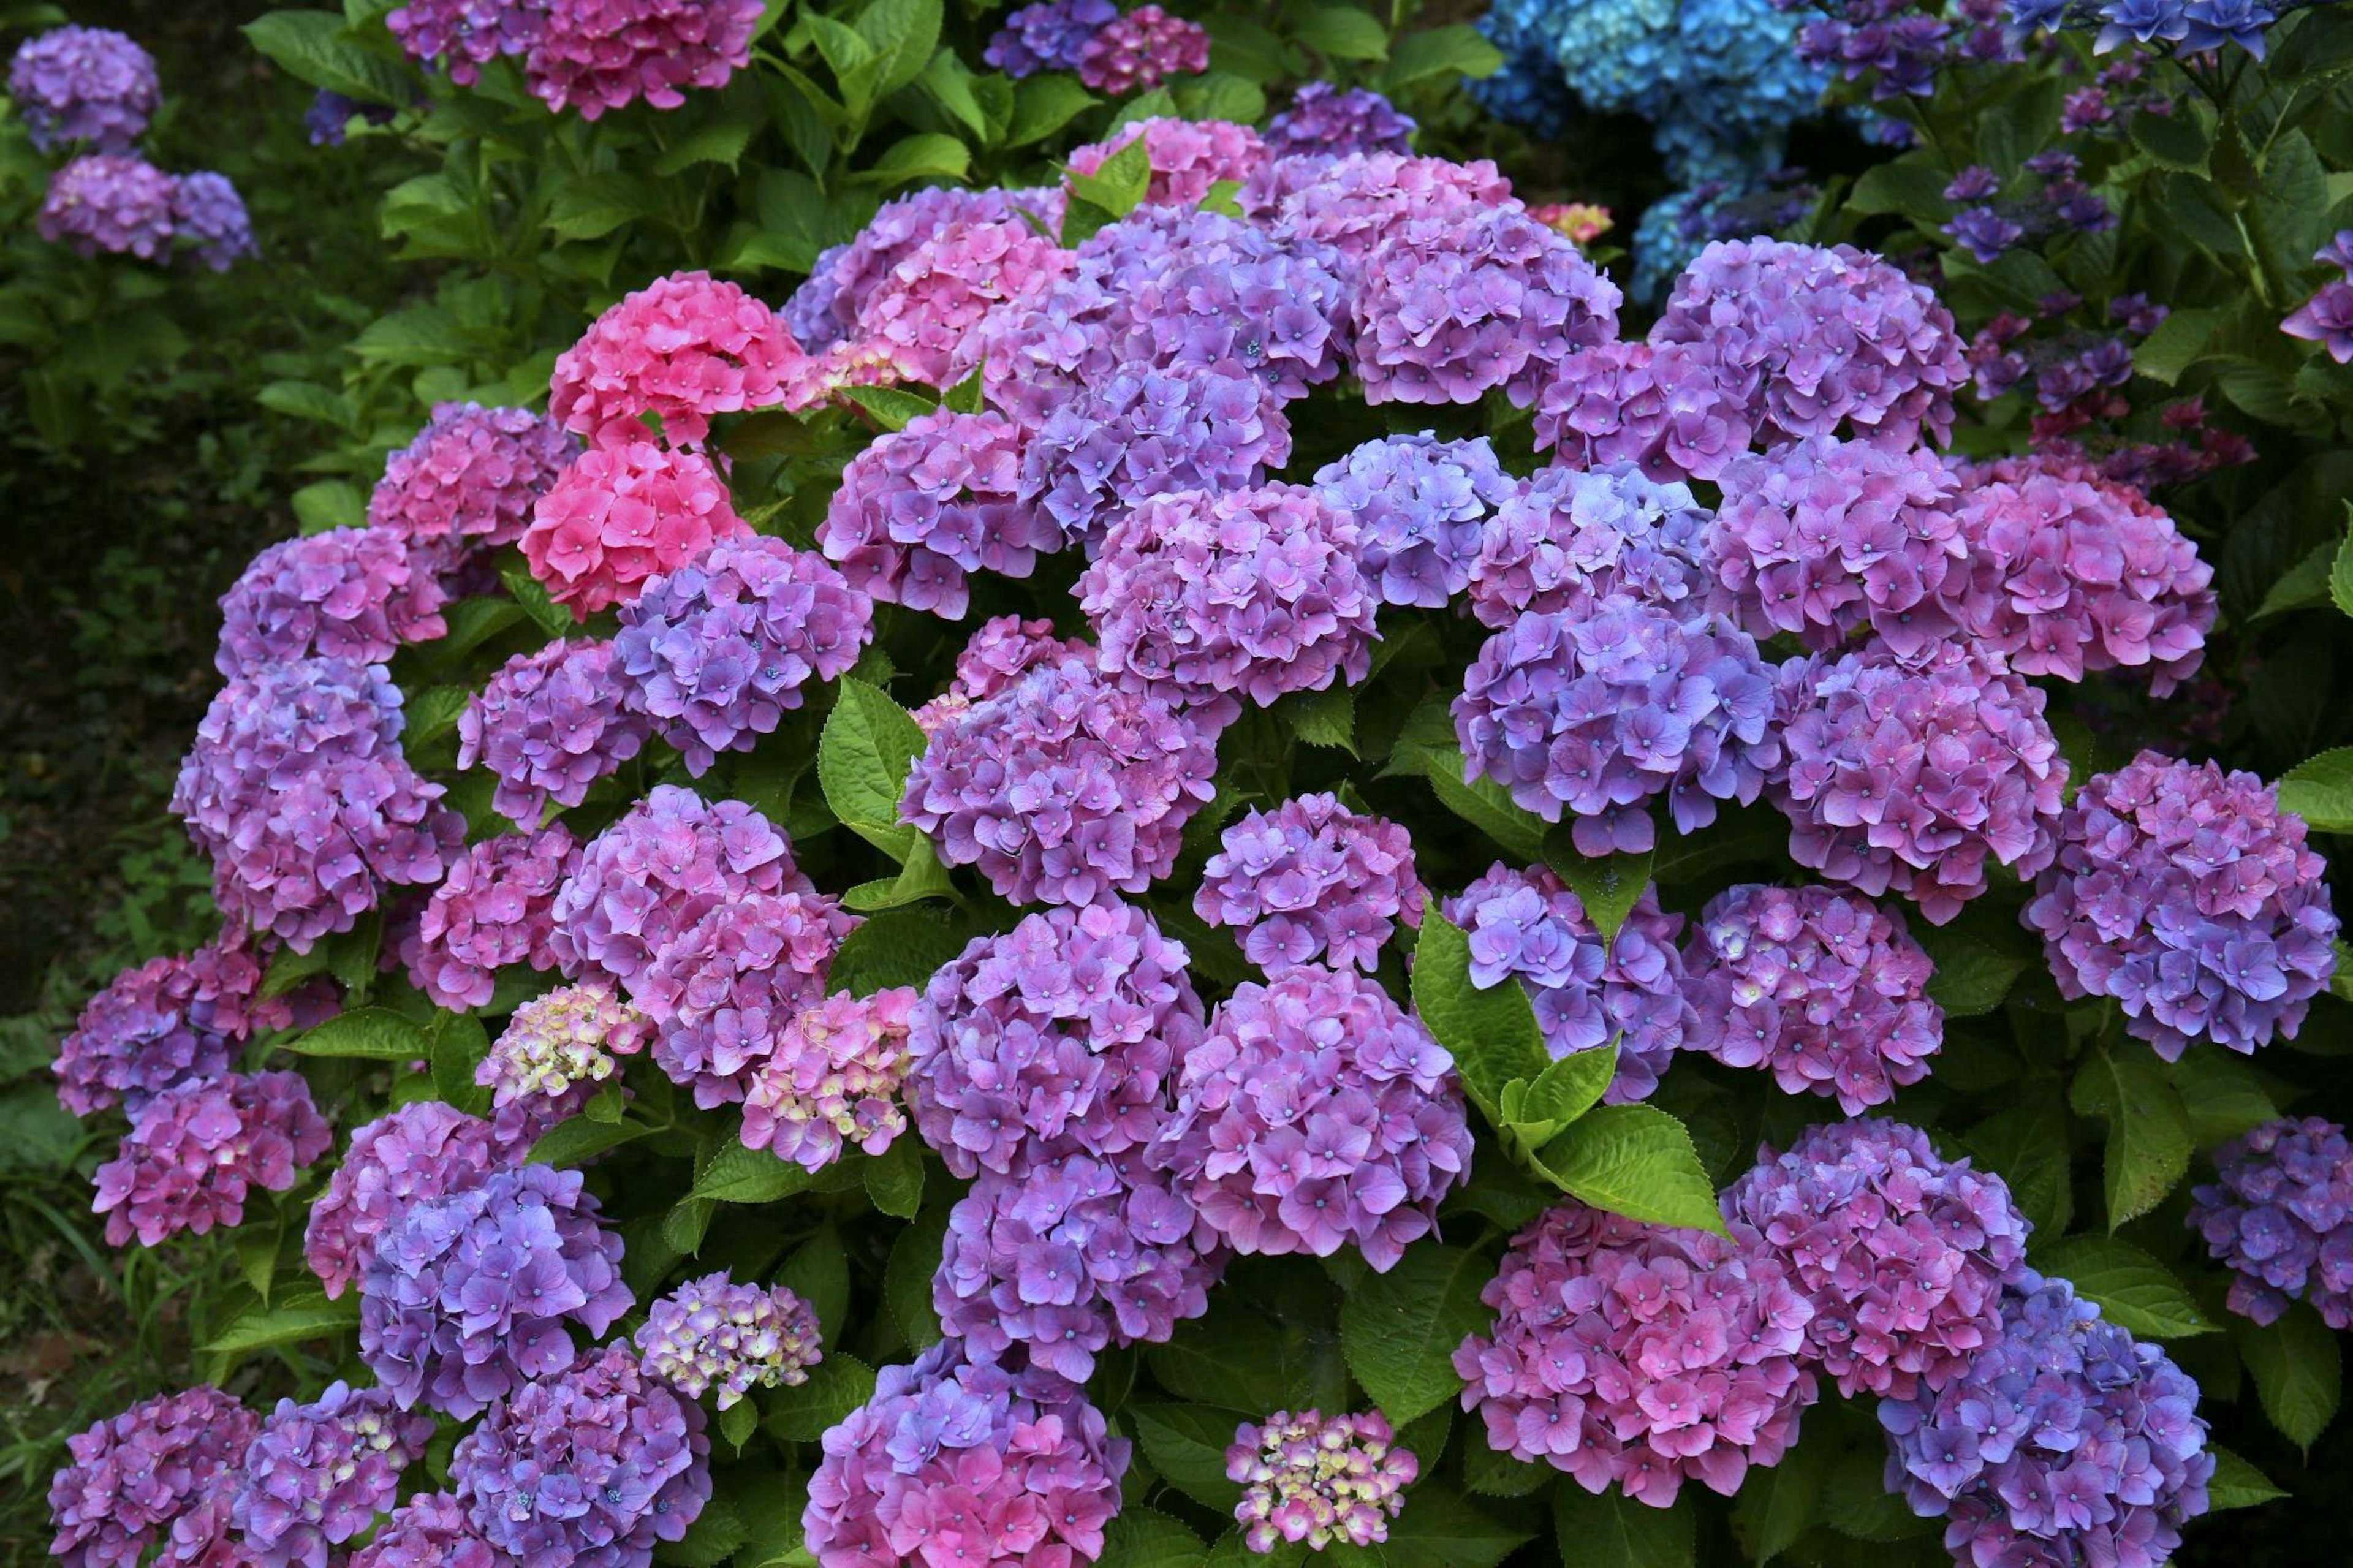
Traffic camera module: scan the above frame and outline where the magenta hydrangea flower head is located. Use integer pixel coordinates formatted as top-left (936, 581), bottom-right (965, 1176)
top-left (1730, 1118), bottom-right (2029, 1399)
top-left (1443, 863), bottom-right (1696, 1104)
top-left (1452, 1203), bottom-right (1817, 1506)
top-left (854, 218), bottom-right (1073, 389)
top-left (526, 0), bottom-right (762, 116)
top-left (952, 268), bottom-right (1126, 434)
top-left (1265, 83), bottom-right (1416, 157)
top-left (479, 981), bottom-right (653, 1138)
top-left (1775, 642), bottom-right (2066, 925)
top-left (358, 1161), bottom-right (632, 1418)
top-left (1067, 116), bottom-right (1261, 207)
top-left (2023, 751), bottom-right (2337, 1058)
top-left (818, 408), bottom-right (1058, 618)
top-left (216, 525), bottom-right (449, 678)
top-left (399, 824), bottom-right (576, 1010)
top-left (1952, 456), bottom-right (2218, 695)
top-left (1711, 437), bottom-right (1970, 661)
top-left (1226, 1409), bottom-right (1416, 1553)
top-left (1311, 434), bottom-right (1516, 610)
top-left (56, 930), bottom-right (293, 1116)
top-left (1533, 339), bottom-right (1752, 484)
top-left (452, 1341), bottom-right (710, 1563)
top-left (1351, 205), bottom-right (1619, 407)
top-left (10, 27), bottom-right (159, 151)
top-left (642, 890), bottom-right (857, 1106)
top-left (909, 901), bottom-right (1202, 1176)
top-left (371, 403), bottom-right (577, 553)
top-left (1466, 462), bottom-right (1724, 630)
top-left (1881, 1271), bottom-right (2212, 1568)
top-left (790, 185), bottom-right (1067, 354)
top-left (936, 1149), bottom-right (1226, 1381)
top-left (229, 1382), bottom-right (435, 1568)
top-left (458, 638), bottom-right (651, 827)
top-left (346, 1492), bottom-right (496, 1568)
top-left (387, 0), bottom-right (549, 83)
top-left (171, 172), bottom-right (257, 271)
top-left (1251, 151), bottom-right (1515, 261)
top-left (741, 986), bottom-right (918, 1170)
top-left (548, 783), bottom-right (813, 995)
top-left (48, 1387), bottom-right (259, 1568)
top-left (39, 154), bottom-right (178, 259)
top-left (1196, 795), bottom-right (1423, 974)
top-left (803, 1340), bottom-right (1129, 1568)
top-left (521, 438), bottom-right (749, 616)
top-left (304, 1102), bottom-right (507, 1298)
top-left (2188, 1117), bottom-right (2353, 1328)
top-left (912, 614), bottom-right (1092, 733)
top-left (1153, 963), bottom-right (1472, 1271)
top-left (985, 0), bottom-right (1117, 74)
top-left (1074, 5), bottom-right (1208, 92)
top-left (637, 1271), bottom-right (824, 1407)
top-left (901, 659), bottom-right (1216, 907)
top-left (550, 270), bottom-right (798, 447)
top-left (93, 1070), bottom-right (330, 1248)
top-left (1686, 884), bottom-right (1941, 1112)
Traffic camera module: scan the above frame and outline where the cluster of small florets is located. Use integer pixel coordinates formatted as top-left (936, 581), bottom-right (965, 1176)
top-left (1311, 434), bottom-right (1514, 610)
top-left (400, 825), bottom-right (577, 1010)
top-left (1534, 339), bottom-right (1745, 482)
top-left (1116, 219), bottom-right (1355, 401)
top-left (819, 409), bottom-right (1057, 618)
top-left (303, 1102), bottom-right (509, 1298)
top-left (1446, 863), bottom-right (1697, 1103)
top-left (369, 401), bottom-right (577, 555)
top-left (2286, 229), bottom-right (2353, 363)
top-left (10, 26), bottom-right (157, 151)
top-left (912, 615), bottom-right (1091, 732)
top-left (521, 438), bottom-right (748, 615)
top-left (229, 1382), bottom-right (435, 1568)
top-left (171, 170), bottom-right (258, 271)
top-left (1881, 1270), bottom-right (2213, 1568)
top-left (636, 1272), bottom-right (824, 1407)
top-left (1226, 1409), bottom-right (1417, 1553)
top-left (48, 1386), bottom-right (259, 1568)
top-left (479, 981), bottom-right (653, 1137)
top-left (2025, 751), bottom-right (2339, 1058)
top-left (39, 153), bottom-right (169, 259)
top-left (213, 525), bottom-right (449, 678)
top-left (985, 0), bottom-right (1116, 74)
top-left (358, 1162), bottom-right (632, 1418)
top-left (551, 271), bottom-right (798, 446)
top-left (2188, 1116), bottom-right (2353, 1329)
top-left (1454, 1203), bottom-right (1817, 1506)
top-left (1686, 884), bottom-right (1942, 1112)
top-left (386, 0), bottom-right (549, 85)
top-left (1467, 463), bottom-right (1724, 628)
top-left (1154, 963), bottom-right (1473, 1271)
top-left (853, 218), bottom-right (1074, 388)
top-left (93, 1070), bottom-right (330, 1248)
top-left (1070, 117), bottom-right (1266, 208)
top-left (460, 638), bottom-right (651, 825)
top-left (642, 890), bottom-right (857, 1105)
top-left (741, 987), bottom-right (918, 1169)
top-left (1264, 83), bottom-right (1417, 158)
top-left (787, 186), bottom-right (1063, 353)
top-left (347, 1492), bottom-right (495, 1568)
top-left (55, 932), bottom-right (287, 1115)
top-left (1195, 795), bottom-right (1423, 973)
top-left (523, 0), bottom-right (764, 118)
top-left (1249, 151), bottom-right (1514, 260)
top-left (2009, 0), bottom-right (2281, 54)
top-left (1074, 4), bottom-right (1209, 92)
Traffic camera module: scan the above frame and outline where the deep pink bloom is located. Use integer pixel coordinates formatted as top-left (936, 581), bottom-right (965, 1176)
top-left (93, 1071), bottom-right (330, 1248)
top-left (521, 439), bottom-right (749, 615)
top-left (526, 0), bottom-right (763, 117)
top-left (550, 270), bottom-right (799, 446)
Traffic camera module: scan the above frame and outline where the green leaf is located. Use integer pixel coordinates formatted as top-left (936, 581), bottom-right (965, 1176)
top-left (2036, 1235), bottom-right (2216, 1338)
top-left (2278, 748), bottom-right (2353, 831)
top-left (1534, 1104), bottom-right (1729, 1237)
top-left (1547, 843), bottom-right (1651, 944)
top-left (2134, 305), bottom-right (2222, 385)
top-left (1410, 914), bottom-right (1552, 1120)
top-left (203, 1293), bottom-right (360, 1354)
top-left (1338, 1243), bottom-right (1492, 1427)
top-left (778, 1230), bottom-right (852, 1342)
top-left (1502, 1042), bottom-right (1616, 1145)
top-left (2130, 106), bottom-right (2210, 173)
top-left (2167, 1048), bottom-right (2281, 1147)
top-left (828, 906), bottom-right (974, 996)
top-left (1282, 683), bottom-right (1357, 754)
top-left (693, 1142), bottom-right (815, 1205)
top-left (1292, 5), bottom-right (1389, 59)
top-left (885, 1206), bottom-right (952, 1350)
top-left (328, 914), bottom-right (384, 1000)
top-left (656, 1496), bottom-right (748, 1567)
top-left (841, 384), bottom-right (938, 431)
top-left (1131, 1404), bottom-right (1246, 1512)
top-left (430, 1013), bottom-right (493, 1118)
top-left (2237, 1305), bottom-right (2341, 1449)
top-left (1067, 132), bottom-right (1154, 221)
top-left (2256, 541), bottom-right (2335, 619)
top-left (1823, 1447), bottom-right (1937, 1541)
top-left (819, 676), bottom-right (927, 858)
top-left (765, 1354), bottom-right (879, 1441)
top-left (1733, 1438), bottom-right (1825, 1565)
top-left (1552, 1485), bottom-right (1694, 1568)
top-left (282, 1006), bottom-right (428, 1060)
top-left (720, 1391), bottom-right (760, 1445)
top-left (1915, 922), bottom-right (2029, 1018)
top-left (499, 566), bottom-right (574, 638)
top-left (258, 380), bottom-right (354, 431)
top-left (2205, 1444), bottom-right (2289, 1510)
top-left (652, 115), bottom-right (756, 176)
top-left (863, 1138), bottom-right (926, 1218)
top-left (291, 480), bottom-right (366, 534)
top-left (1007, 75), bottom-right (1098, 147)
top-left (854, 0), bottom-right (942, 96)
top-left (2070, 1048), bottom-right (2192, 1230)
top-left (845, 836), bottom-right (957, 911)
top-left (1960, 1097), bottom-right (2073, 1235)
top-left (1462, 1440), bottom-right (1552, 1498)
top-left (545, 172), bottom-right (667, 242)
top-left (1381, 23), bottom-right (1502, 88)
top-left (2333, 517), bottom-right (2353, 618)
top-left (529, 1116), bottom-right (654, 1168)
top-left (243, 10), bottom-right (412, 102)
top-left (1102, 1509), bottom-right (1207, 1568)
top-left (1379, 1490), bottom-right (1528, 1568)
top-left (853, 132), bottom-right (971, 187)
top-left (237, 1225), bottom-right (282, 1305)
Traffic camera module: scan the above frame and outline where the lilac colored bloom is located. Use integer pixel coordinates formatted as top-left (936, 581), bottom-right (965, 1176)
top-left (453, 1342), bottom-right (710, 1564)
top-left (10, 27), bottom-right (158, 151)
top-left (1249, 151), bottom-right (1515, 262)
top-left (641, 890), bottom-right (855, 1105)
top-left (346, 1493), bottom-right (496, 1568)
top-left (952, 269), bottom-right (1126, 435)
top-left (909, 901), bottom-right (1203, 1177)
top-left (1153, 963), bottom-right (1472, 1272)
top-left (1536, 338), bottom-right (1750, 482)
top-left (1468, 462), bottom-right (1723, 629)
top-left (56, 931), bottom-right (294, 1116)
top-left (388, 0), bottom-right (548, 83)
top-left (1687, 884), bottom-right (1941, 1112)
top-left (551, 269), bottom-right (798, 447)
top-left (48, 1387), bottom-right (259, 1568)
top-left (305, 89), bottom-right (397, 146)
top-left (521, 437), bottom-right (750, 616)
top-left (230, 1382), bottom-right (434, 1568)
top-left (1731, 1119), bottom-right (2029, 1399)
top-left (854, 218), bottom-right (1073, 390)
top-left (803, 1341), bottom-right (1128, 1568)
top-left (790, 186), bottom-right (1067, 355)
top-left (400, 825), bottom-right (576, 1010)
top-left (818, 409), bottom-right (1058, 618)
top-left (617, 536), bottom-right (873, 770)
top-left (1226, 1410), bottom-right (1415, 1553)
top-left (304, 1103), bottom-right (509, 1298)
top-left (171, 172), bottom-right (256, 271)
top-left (913, 615), bottom-right (1092, 733)
top-left (1881, 1271), bottom-right (2211, 1568)
top-left (637, 1271), bottom-right (823, 1407)
top-left (1067, 118), bottom-right (1265, 208)
top-left (1453, 1204), bottom-right (1817, 1506)
top-left (1195, 794), bottom-right (1423, 973)
top-left (479, 981), bottom-right (653, 1140)
top-left (2024, 751), bottom-right (2337, 1059)
top-left (1107, 214), bottom-right (1355, 401)
top-left (215, 525), bottom-right (449, 678)
top-left (1943, 166), bottom-right (2001, 202)
top-left (358, 1162), bottom-right (632, 1418)
top-left (39, 154), bottom-right (177, 260)
top-left (93, 1070), bottom-right (329, 1248)
top-left (1264, 83), bottom-right (1416, 158)
top-left (901, 661), bottom-right (1217, 907)
top-left (369, 402), bottom-right (576, 553)
top-left (1774, 643), bottom-right (2066, 925)
top-left (1075, 6), bottom-right (1209, 93)
top-left (742, 987), bottom-right (918, 1169)
top-left (459, 638), bottom-right (651, 827)
top-left (2189, 1116), bottom-right (2353, 1328)
top-left (526, 0), bottom-right (762, 117)
top-left (1312, 434), bottom-right (1515, 610)
top-left (1944, 206), bottom-right (2025, 262)
top-left (985, 0), bottom-right (1117, 74)
top-left (1445, 863), bottom-right (1696, 1104)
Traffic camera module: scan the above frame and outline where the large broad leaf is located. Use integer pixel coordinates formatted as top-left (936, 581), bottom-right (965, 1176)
top-left (692, 1142), bottom-right (815, 1205)
top-left (243, 10), bottom-right (412, 102)
top-left (1958, 1096), bottom-right (2072, 1236)
top-left (2205, 1444), bottom-right (2289, 1510)
top-left (1102, 1510), bottom-right (1207, 1568)
top-left (819, 676), bottom-right (927, 858)
top-left (1546, 838), bottom-right (1652, 945)
top-left (1381, 23), bottom-right (1502, 88)
top-left (2070, 1048), bottom-right (2192, 1230)
top-left (1553, 1486), bottom-right (1694, 1568)
top-left (1130, 1403), bottom-right (1246, 1512)
top-left (203, 1294), bottom-right (360, 1354)
top-left (2036, 1235), bottom-right (2216, 1338)
top-left (1377, 1490), bottom-right (1529, 1568)
top-left (828, 906), bottom-right (977, 996)
top-left (1410, 913), bottom-right (1550, 1121)
top-left (281, 1006), bottom-right (428, 1060)
top-left (2237, 1305), bottom-right (2342, 1450)
top-left (1338, 1244), bottom-right (1493, 1426)
top-left (1534, 1104), bottom-right (1729, 1237)
top-left (765, 1354), bottom-right (878, 1441)
top-left (2278, 748), bottom-right (2353, 831)
top-left (1732, 1439), bottom-right (1827, 1565)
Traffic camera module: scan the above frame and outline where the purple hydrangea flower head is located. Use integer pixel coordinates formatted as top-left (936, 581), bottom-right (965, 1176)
top-left (1881, 1270), bottom-right (2212, 1568)
top-left (171, 172), bottom-right (256, 271)
top-left (985, 0), bottom-right (1118, 74)
top-left (911, 901), bottom-right (1203, 1177)
top-left (551, 269), bottom-right (798, 447)
top-left (1454, 596), bottom-right (1782, 855)
top-left (1107, 214), bottom-right (1355, 401)
top-left (1775, 643), bottom-right (2066, 925)
top-left (229, 1382), bottom-right (434, 1568)
top-left (526, 0), bottom-right (762, 117)
top-left (48, 1387), bottom-right (259, 1568)
top-left (913, 615), bottom-right (1093, 733)
top-left (1453, 1203), bottom-right (1817, 1506)
top-left (548, 784), bottom-right (813, 995)
top-left (453, 1342), bottom-right (710, 1563)
top-left (641, 890), bottom-right (856, 1106)
top-left (2189, 1116), bottom-right (2353, 1328)
top-left (803, 1341), bottom-right (1129, 1568)
top-left (1264, 83), bottom-right (1416, 157)
top-left (56, 931), bottom-right (294, 1116)
top-left (637, 1271), bottom-right (824, 1407)
top-left (1153, 963), bottom-right (1472, 1271)
top-left (1311, 434), bottom-right (1516, 610)
top-left (479, 981), bottom-right (653, 1139)
top-left (817, 409), bottom-right (1058, 618)
top-left (216, 526), bottom-right (449, 678)
top-left (1226, 1409), bottom-right (1416, 1553)
top-left (1534, 339), bottom-right (1752, 484)
top-left (1730, 1118), bottom-right (2029, 1399)
top-left (1249, 152), bottom-right (1515, 262)
top-left (358, 1162), bottom-right (632, 1418)
top-left (387, 0), bottom-right (549, 83)
top-left (954, 268), bottom-right (1126, 434)
top-left (901, 660), bottom-right (1217, 907)
top-left (93, 1070), bottom-right (330, 1248)
top-left (742, 987), bottom-right (918, 1170)
top-left (792, 186), bottom-right (1067, 355)
top-left (305, 1103), bottom-right (508, 1298)
top-left (1067, 117), bottom-right (1264, 208)
top-left (1686, 884), bottom-right (1941, 1112)
top-left (2023, 751), bottom-right (2337, 1058)
top-left (852, 218), bottom-right (1074, 390)
top-left (400, 824), bottom-right (577, 1010)
top-left (936, 1149), bottom-right (1226, 1381)
top-left (1195, 794), bottom-right (1423, 973)
top-left (39, 154), bottom-right (177, 259)
top-left (1351, 205), bottom-right (1620, 407)
top-left (9, 27), bottom-right (159, 151)
top-left (2284, 279), bottom-right (2353, 363)
top-left (346, 1493), bottom-right (496, 1568)
top-left (369, 402), bottom-right (578, 553)
top-left (1075, 6), bottom-right (1210, 93)
top-left (1467, 462), bottom-right (1724, 629)
top-left (458, 638), bottom-right (653, 827)
top-left (305, 89), bottom-right (398, 146)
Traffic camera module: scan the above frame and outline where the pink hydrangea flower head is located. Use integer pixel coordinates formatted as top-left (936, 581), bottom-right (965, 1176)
top-left (214, 525), bottom-right (448, 678)
top-left (346, 1492), bottom-right (496, 1568)
top-left (1195, 793), bottom-right (1423, 973)
top-left (458, 638), bottom-right (651, 826)
top-left (39, 154), bottom-right (176, 259)
top-left (388, 0), bottom-right (549, 84)
top-left (521, 438), bottom-right (749, 615)
top-left (642, 890), bottom-right (857, 1106)
top-left (48, 1387), bottom-right (259, 1568)
top-left (1265, 83), bottom-right (1417, 158)
top-left (1452, 1203), bottom-right (1818, 1506)
top-left (854, 218), bottom-right (1074, 389)
top-left (778, 336), bottom-right (928, 413)
top-left (790, 185), bottom-right (1068, 354)
top-left (1533, 339), bottom-right (1753, 483)
top-left (550, 270), bottom-right (799, 447)
top-left (1250, 151), bottom-right (1515, 261)
top-left (303, 1102), bottom-right (508, 1298)
top-left (637, 1271), bottom-right (824, 1407)
top-left (2188, 1116), bottom-right (2353, 1328)
top-left (525, 0), bottom-right (763, 116)
top-left (1226, 1409), bottom-right (1416, 1552)
top-left (93, 1070), bottom-right (330, 1248)
top-left (818, 409), bottom-right (1057, 618)
top-left (741, 986), bottom-right (918, 1170)
top-left (1067, 117), bottom-right (1263, 208)
top-left (57, 930), bottom-right (295, 1116)
top-left (1466, 462), bottom-right (1726, 629)
top-left (9, 26), bottom-right (159, 151)
top-left (1074, 6), bottom-right (1208, 93)
top-left (229, 1381), bottom-right (436, 1568)
top-left (912, 614), bottom-right (1092, 733)
top-left (400, 825), bottom-right (577, 1010)
top-left (478, 981), bottom-right (653, 1139)
top-left (370, 402), bottom-right (578, 552)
